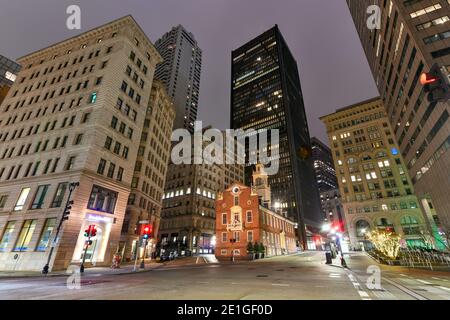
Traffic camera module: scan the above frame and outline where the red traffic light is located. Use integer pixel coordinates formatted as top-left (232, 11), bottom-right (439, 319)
top-left (84, 224), bottom-right (97, 237)
top-left (420, 73), bottom-right (438, 86)
top-left (141, 224), bottom-right (153, 239)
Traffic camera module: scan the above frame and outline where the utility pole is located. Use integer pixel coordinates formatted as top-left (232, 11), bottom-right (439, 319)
top-left (42, 182), bottom-right (79, 275)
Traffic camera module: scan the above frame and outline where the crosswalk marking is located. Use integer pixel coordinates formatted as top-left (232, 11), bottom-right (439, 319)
top-left (417, 279), bottom-right (432, 285)
top-left (438, 286), bottom-right (450, 292)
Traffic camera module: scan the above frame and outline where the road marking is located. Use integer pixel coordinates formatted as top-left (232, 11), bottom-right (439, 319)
top-left (437, 286), bottom-right (450, 292)
top-left (329, 273), bottom-right (341, 278)
top-left (432, 277), bottom-right (449, 282)
top-left (346, 273), bottom-right (371, 300)
top-left (271, 283), bottom-right (290, 287)
top-left (417, 279), bottom-right (432, 285)
top-left (358, 291), bottom-right (369, 297)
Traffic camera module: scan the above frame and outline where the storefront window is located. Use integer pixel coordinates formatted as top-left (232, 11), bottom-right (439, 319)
top-left (14, 220), bottom-right (37, 251)
top-left (36, 218), bottom-right (56, 251)
top-left (0, 221), bottom-right (16, 252)
top-left (87, 185), bottom-right (118, 214)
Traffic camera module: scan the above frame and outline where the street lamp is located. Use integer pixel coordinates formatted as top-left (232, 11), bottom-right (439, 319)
top-left (42, 182), bottom-right (79, 274)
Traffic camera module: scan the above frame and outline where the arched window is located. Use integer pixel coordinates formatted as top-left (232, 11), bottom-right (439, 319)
top-left (355, 220), bottom-right (370, 237)
top-left (401, 216), bottom-right (420, 235)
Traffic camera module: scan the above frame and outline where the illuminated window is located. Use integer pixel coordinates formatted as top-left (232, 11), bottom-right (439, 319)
top-left (14, 187), bottom-right (31, 211)
top-left (410, 4), bottom-right (442, 18)
top-left (36, 218), bottom-right (56, 251)
top-left (14, 220), bottom-right (37, 251)
top-left (89, 92), bottom-right (97, 104)
top-left (0, 221), bottom-right (16, 252)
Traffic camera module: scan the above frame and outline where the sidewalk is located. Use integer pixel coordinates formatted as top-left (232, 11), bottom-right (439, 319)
top-left (0, 260), bottom-right (162, 278)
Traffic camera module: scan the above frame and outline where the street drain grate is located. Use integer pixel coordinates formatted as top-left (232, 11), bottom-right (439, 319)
top-left (414, 288), bottom-right (427, 291)
top-left (256, 275), bottom-right (268, 277)
top-left (275, 269), bottom-right (284, 271)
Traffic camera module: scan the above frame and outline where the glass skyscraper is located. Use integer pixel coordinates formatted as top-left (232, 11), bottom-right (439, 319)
top-left (230, 25), bottom-right (322, 246)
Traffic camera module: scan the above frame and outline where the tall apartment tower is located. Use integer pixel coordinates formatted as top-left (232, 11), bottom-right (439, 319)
top-left (0, 54), bottom-right (21, 105)
top-left (311, 137), bottom-right (338, 193)
top-left (346, 0), bottom-right (450, 239)
top-left (159, 127), bottom-right (245, 255)
top-left (0, 16), bottom-right (164, 271)
top-left (230, 25), bottom-right (322, 247)
top-left (120, 80), bottom-right (175, 261)
top-left (321, 98), bottom-right (443, 250)
top-left (154, 25), bottom-right (202, 132)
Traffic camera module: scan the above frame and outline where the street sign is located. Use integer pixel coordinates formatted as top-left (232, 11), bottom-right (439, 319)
top-left (139, 220), bottom-right (149, 224)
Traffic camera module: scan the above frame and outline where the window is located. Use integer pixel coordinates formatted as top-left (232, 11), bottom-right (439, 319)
top-left (246, 211), bottom-right (252, 223)
top-left (117, 167), bottom-right (124, 182)
top-left (107, 163), bottom-right (116, 178)
top-left (222, 213), bottom-right (227, 225)
top-left (88, 92), bottom-right (97, 104)
top-left (74, 133), bottom-right (83, 145)
top-left (87, 185), bottom-right (118, 214)
top-left (14, 187), bottom-right (31, 211)
top-left (97, 158), bottom-right (106, 174)
top-left (30, 185), bottom-right (49, 209)
top-left (51, 183), bottom-right (67, 208)
top-left (111, 116), bottom-right (118, 129)
top-left (114, 142), bottom-right (121, 154)
top-left (234, 195), bottom-right (239, 206)
top-left (247, 230), bottom-right (254, 242)
top-left (65, 156), bottom-right (76, 170)
top-left (0, 194), bottom-right (8, 209)
top-left (222, 232), bottom-right (227, 242)
top-left (13, 220), bottom-right (37, 251)
top-left (0, 221), bottom-right (16, 251)
top-left (36, 218), bottom-right (56, 251)
top-left (410, 4), bottom-right (442, 18)
top-left (104, 136), bottom-right (112, 149)
top-left (121, 81), bottom-right (128, 92)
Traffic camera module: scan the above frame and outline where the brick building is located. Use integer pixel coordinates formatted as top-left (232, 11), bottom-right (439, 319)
top-left (215, 164), bottom-right (297, 260)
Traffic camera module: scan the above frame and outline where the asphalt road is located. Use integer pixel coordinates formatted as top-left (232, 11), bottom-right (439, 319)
top-left (1, 251), bottom-right (449, 300)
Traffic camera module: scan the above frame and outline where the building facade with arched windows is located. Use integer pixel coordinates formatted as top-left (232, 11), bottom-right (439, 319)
top-left (321, 98), bottom-right (442, 250)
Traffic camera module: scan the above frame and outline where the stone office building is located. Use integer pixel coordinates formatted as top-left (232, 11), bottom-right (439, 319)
top-left (0, 16), bottom-right (164, 271)
top-left (321, 98), bottom-right (442, 250)
top-left (120, 80), bottom-right (175, 262)
top-left (159, 127), bottom-right (245, 255)
top-left (346, 0), bottom-right (450, 244)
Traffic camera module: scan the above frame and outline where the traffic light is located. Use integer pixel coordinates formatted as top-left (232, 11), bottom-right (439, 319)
top-left (420, 63), bottom-right (450, 103)
top-left (142, 224), bottom-right (152, 239)
top-left (84, 225), bottom-right (97, 238)
top-left (63, 200), bottom-right (74, 221)
top-left (90, 225), bottom-right (97, 237)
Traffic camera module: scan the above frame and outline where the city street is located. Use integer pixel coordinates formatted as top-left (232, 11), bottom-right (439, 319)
top-left (1, 251), bottom-right (450, 300)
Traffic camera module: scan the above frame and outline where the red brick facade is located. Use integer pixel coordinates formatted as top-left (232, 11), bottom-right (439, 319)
top-left (215, 182), bottom-right (297, 260)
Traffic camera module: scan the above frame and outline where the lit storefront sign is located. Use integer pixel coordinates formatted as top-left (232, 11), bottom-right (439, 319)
top-left (86, 213), bottom-right (113, 224)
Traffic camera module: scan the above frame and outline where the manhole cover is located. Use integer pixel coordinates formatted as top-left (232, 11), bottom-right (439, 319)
top-left (256, 274), bottom-right (268, 277)
top-left (275, 269), bottom-right (284, 271)
top-left (414, 288), bottom-right (427, 292)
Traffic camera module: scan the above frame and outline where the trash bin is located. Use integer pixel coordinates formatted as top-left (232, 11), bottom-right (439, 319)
top-left (325, 252), bottom-right (332, 264)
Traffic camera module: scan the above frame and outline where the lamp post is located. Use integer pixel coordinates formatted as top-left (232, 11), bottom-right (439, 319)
top-left (42, 182), bottom-right (79, 275)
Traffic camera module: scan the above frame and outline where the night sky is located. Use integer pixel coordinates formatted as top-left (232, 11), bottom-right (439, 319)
top-left (0, 0), bottom-right (378, 144)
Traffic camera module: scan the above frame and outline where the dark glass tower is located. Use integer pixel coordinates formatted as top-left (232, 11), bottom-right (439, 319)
top-left (311, 137), bottom-right (338, 193)
top-left (230, 25), bottom-right (322, 246)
